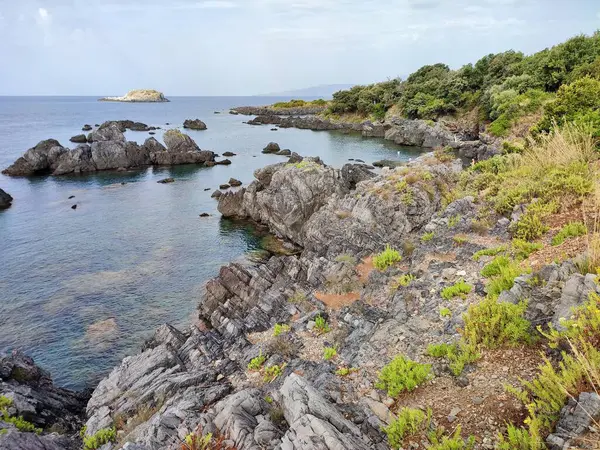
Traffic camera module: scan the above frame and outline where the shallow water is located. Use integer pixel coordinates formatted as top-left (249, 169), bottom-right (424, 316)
top-left (0, 96), bottom-right (424, 389)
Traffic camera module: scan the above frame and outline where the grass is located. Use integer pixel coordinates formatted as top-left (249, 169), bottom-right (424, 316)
top-left (511, 239), bottom-right (543, 259)
top-left (373, 245), bottom-right (402, 271)
top-left (421, 232), bottom-right (434, 242)
top-left (376, 355), bottom-right (432, 397)
top-left (448, 215), bottom-right (461, 228)
top-left (286, 160), bottom-right (320, 171)
top-left (441, 280), bottom-right (473, 300)
top-left (551, 221), bottom-right (587, 246)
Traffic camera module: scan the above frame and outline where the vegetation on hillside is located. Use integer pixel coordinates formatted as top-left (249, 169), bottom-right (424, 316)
top-left (326, 32), bottom-right (600, 136)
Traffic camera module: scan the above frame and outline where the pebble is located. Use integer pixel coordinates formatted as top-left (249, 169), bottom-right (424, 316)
top-left (307, 321), bottom-right (316, 330)
top-left (472, 396), bottom-right (484, 405)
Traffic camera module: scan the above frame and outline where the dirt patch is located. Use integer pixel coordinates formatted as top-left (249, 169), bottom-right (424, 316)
top-left (315, 291), bottom-right (360, 309)
top-left (395, 346), bottom-right (544, 445)
top-left (357, 256), bottom-right (375, 283)
top-left (528, 235), bottom-right (587, 270)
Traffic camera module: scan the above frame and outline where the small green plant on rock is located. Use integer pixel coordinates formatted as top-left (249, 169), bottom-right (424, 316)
top-left (427, 426), bottom-right (476, 449)
top-left (486, 261), bottom-right (528, 299)
top-left (373, 245), bottom-right (402, 271)
top-left (496, 423), bottom-right (544, 450)
top-left (376, 355), bottom-right (431, 397)
top-left (441, 280), bottom-right (472, 300)
top-left (481, 255), bottom-right (511, 278)
top-left (273, 323), bottom-right (290, 337)
top-left (263, 363), bottom-right (286, 383)
top-left (421, 231), bottom-right (435, 242)
top-left (335, 367), bottom-right (358, 376)
top-left (314, 314), bottom-right (331, 334)
top-left (83, 427), bottom-right (116, 450)
top-left (448, 215), bottom-right (461, 228)
top-left (383, 407), bottom-right (430, 449)
top-left (472, 245), bottom-right (507, 261)
top-left (248, 351), bottom-right (266, 371)
top-left (551, 221), bottom-right (587, 246)
top-left (0, 395), bottom-right (41, 434)
top-left (392, 274), bottom-right (415, 290)
top-left (426, 342), bottom-right (479, 376)
top-left (323, 346), bottom-right (337, 360)
top-left (440, 307), bottom-right (452, 317)
top-left (511, 239), bottom-right (542, 259)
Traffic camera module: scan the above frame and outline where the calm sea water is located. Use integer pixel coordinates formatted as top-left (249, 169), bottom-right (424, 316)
top-left (0, 96), bottom-right (424, 389)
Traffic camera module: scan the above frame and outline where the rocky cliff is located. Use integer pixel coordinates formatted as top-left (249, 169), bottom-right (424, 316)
top-left (99, 90), bottom-right (169, 103)
top-left (0, 189), bottom-right (12, 209)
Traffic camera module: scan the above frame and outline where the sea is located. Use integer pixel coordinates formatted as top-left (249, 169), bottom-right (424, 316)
top-left (0, 96), bottom-right (424, 390)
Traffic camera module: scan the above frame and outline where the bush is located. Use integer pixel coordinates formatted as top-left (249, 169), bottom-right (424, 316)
top-left (383, 407), bottom-right (429, 448)
top-left (486, 260), bottom-right (527, 299)
top-left (273, 323), bottom-right (290, 337)
top-left (496, 424), bottom-right (544, 450)
top-left (323, 346), bottom-right (337, 361)
top-left (511, 239), bottom-right (542, 259)
top-left (481, 255), bottom-right (511, 278)
top-left (426, 342), bottom-right (479, 376)
top-left (314, 314), bottom-right (331, 334)
top-left (83, 427), bottom-right (117, 450)
top-left (472, 245), bottom-right (507, 261)
top-left (513, 209), bottom-right (549, 241)
top-left (551, 221), bottom-right (587, 245)
top-left (373, 245), bottom-right (402, 270)
top-left (376, 355), bottom-right (432, 397)
top-left (248, 351), bottom-right (266, 371)
top-left (393, 274), bottom-right (416, 289)
top-left (441, 280), bottom-right (473, 300)
top-left (462, 298), bottom-right (532, 348)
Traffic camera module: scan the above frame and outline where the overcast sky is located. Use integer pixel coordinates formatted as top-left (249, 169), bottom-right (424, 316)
top-left (0, 0), bottom-right (598, 96)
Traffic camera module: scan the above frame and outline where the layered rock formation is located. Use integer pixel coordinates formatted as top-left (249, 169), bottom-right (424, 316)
top-left (0, 189), bottom-right (12, 209)
top-left (2, 125), bottom-right (216, 176)
top-left (99, 90), bottom-right (169, 103)
top-left (183, 119), bottom-right (207, 130)
top-left (0, 351), bottom-right (88, 450)
top-left (232, 105), bottom-right (326, 116)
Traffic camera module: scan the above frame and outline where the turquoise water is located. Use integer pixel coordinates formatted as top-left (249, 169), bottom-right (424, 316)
top-left (0, 96), bottom-right (424, 389)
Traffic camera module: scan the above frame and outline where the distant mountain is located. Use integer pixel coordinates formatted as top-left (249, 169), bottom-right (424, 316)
top-left (260, 84), bottom-right (355, 98)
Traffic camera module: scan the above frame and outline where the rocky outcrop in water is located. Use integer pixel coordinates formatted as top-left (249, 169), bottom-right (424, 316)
top-left (0, 189), bottom-right (12, 209)
top-left (183, 119), bottom-right (207, 130)
top-left (0, 351), bottom-right (88, 449)
top-left (99, 90), bottom-right (169, 103)
top-left (2, 125), bottom-right (216, 176)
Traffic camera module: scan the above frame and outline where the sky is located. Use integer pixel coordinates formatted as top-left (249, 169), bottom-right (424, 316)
top-left (0, 0), bottom-right (599, 96)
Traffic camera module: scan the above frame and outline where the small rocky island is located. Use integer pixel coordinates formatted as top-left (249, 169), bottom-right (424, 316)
top-left (0, 188), bottom-right (12, 209)
top-left (99, 89), bottom-right (169, 103)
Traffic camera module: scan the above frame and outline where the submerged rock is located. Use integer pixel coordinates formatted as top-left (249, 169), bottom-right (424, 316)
top-left (82, 124), bottom-right (92, 131)
top-left (183, 119), bottom-right (207, 130)
top-left (0, 189), bottom-right (13, 209)
top-left (158, 178), bottom-right (175, 184)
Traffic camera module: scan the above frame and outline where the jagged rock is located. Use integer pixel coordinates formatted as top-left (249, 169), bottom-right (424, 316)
top-left (0, 429), bottom-right (78, 450)
top-left (69, 134), bottom-right (87, 144)
top-left (372, 159), bottom-right (403, 168)
top-left (183, 119), bottom-right (207, 130)
top-left (275, 149), bottom-right (291, 156)
top-left (217, 189), bottom-right (245, 217)
top-left (0, 189), bottom-right (13, 209)
top-left (82, 124), bottom-right (92, 131)
top-left (262, 142), bottom-right (281, 154)
top-left (279, 374), bottom-right (372, 449)
top-left (547, 392), bottom-right (600, 449)
top-left (228, 178), bottom-right (242, 187)
top-left (0, 351), bottom-right (88, 435)
top-left (340, 163), bottom-right (375, 190)
top-left (91, 123), bottom-right (126, 142)
top-left (2, 139), bottom-right (66, 176)
top-left (211, 190), bottom-right (222, 199)
top-left (152, 130), bottom-right (215, 165)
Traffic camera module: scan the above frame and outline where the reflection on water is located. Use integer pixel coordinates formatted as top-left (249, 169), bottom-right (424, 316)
top-left (0, 96), bottom-right (427, 389)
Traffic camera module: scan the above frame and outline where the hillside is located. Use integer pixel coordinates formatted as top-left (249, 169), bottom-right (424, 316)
top-left (261, 84), bottom-right (355, 98)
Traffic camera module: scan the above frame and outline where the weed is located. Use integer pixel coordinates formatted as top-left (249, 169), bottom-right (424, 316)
top-left (402, 241), bottom-right (416, 257)
top-left (383, 407), bottom-right (429, 448)
top-left (512, 239), bottom-right (543, 259)
top-left (248, 351), bottom-right (266, 371)
top-left (314, 314), bottom-right (331, 334)
top-left (426, 342), bottom-right (479, 376)
top-left (448, 215), bottom-right (461, 228)
top-left (496, 423), bottom-right (544, 450)
top-left (83, 427), bottom-right (116, 450)
top-left (335, 367), bottom-right (358, 376)
top-left (481, 255), bottom-right (511, 278)
top-left (376, 355), bottom-right (432, 397)
top-left (323, 346), bottom-right (337, 360)
top-left (263, 363), bottom-right (286, 383)
top-left (440, 307), bottom-right (452, 317)
top-left (373, 245), bottom-right (402, 271)
top-left (441, 280), bottom-right (473, 300)
top-left (427, 426), bottom-right (476, 449)
top-left (0, 395), bottom-right (42, 434)
top-left (486, 260), bottom-right (528, 299)
top-left (453, 234), bottom-right (468, 245)
top-left (472, 245), bottom-right (507, 261)
top-left (392, 274), bottom-right (416, 289)
top-left (421, 232), bottom-right (435, 242)
top-left (273, 323), bottom-right (290, 337)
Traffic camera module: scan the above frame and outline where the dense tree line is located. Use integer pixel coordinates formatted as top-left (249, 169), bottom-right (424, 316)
top-left (328, 32), bottom-right (600, 136)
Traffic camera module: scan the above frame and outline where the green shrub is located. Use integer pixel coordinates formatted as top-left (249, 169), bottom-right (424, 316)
top-left (248, 351), bottom-right (266, 371)
top-left (335, 367), bottom-right (358, 377)
top-left (511, 239), bottom-right (543, 259)
top-left (427, 426), bottom-right (476, 449)
top-left (496, 424), bottom-right (544, 450)
top-left (273, 323), bottom-right (290, 337)
top-left (441, 280), bottom-right (473, 300)
top-left (513, 210), bottom-right (549, 241)
top-left (314, 314), bottom-right (331, 334)
top-left (421, 232), bottom-right (434, 242)
top-left (383, 407), bottom-right (429, 448)
top-left (373, 245), bottom-right (402, 271)
top-left (440, 307), bottom-right (452, 317)
top-left (83, 427), bottom-right (116, 450)
top-left (0, 396), bottom-right (11, 409)
top-left (263, 363), bottom-right (286, 383)
top-left (393, 274), bottom-right (415, 289)
top-left (376, 356), bottom-right (432, 397)
top-left (0, 395), bottom-right (41, 434)
top-left (426, 342), bottom-right (479, 376)
top-left (448, 215), bottom-right (461, 228)
top-left (551, 221), bottom-right (587, 245)
top-left (323, 346), bottom-right (337, 361)
top-left (472, 245), bottom-right (507, 261)
top-left (481, 255), bottom-right (511, 278)
top-left (485, 260), bottom-right (528, 299)
top-left (462, 298), bottom-right (532, 348)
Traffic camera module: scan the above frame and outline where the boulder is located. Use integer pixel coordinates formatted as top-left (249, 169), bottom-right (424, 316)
top-left (262, 142), bottom-right (280, 154)
top-left (217, 189), bottom-right (246, 217)
top-left (372, 159), bottom-right (403, 168)
top-left (69, 134), bottom-right (87, 144)
top-left (153, 130), bottom-right (215, 165)
top-left (211, 190), bottom-right (222, 199)
top-left (219, 184), bottom-right (230, 190)
top-left (216, 159), bottom-right (232, 165)
top-left (2, 139), bottom-right (66, 176)
top-left (82, 124), bottom-right (92, 131)
top-left (53, 144), bottom-right (97, 175)
top-left (547, 392), bottom-right (600, 449)
top-left (183, 119), bottom-right (207, 130)
top-left (158, 178), bottom-right (175, 184)
top-left (228, 178), bottom-right (242, 187)
top-left (90, 123), bottom-right (126, 142)
top-left (276, 149), bottom-right (291, 156)
top-left (222, 152), bottom-right (236, 157)
top-left (0, 189), bottom-right (13, 209)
